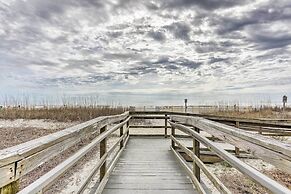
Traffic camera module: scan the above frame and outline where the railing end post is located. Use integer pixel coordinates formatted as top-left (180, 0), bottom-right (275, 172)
top-left (193, 127), bottom-right (200, 182)
top-left (165, 114), bottom-right (168, 138)
top-left (171, 126), bottom-right (175, 148)
top-left (100, 125), bottom-right (107, 182)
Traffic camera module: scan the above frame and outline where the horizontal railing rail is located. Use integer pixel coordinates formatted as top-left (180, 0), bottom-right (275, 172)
top-left (130, 111), bottom-right (291, 128)
top-left (0, 112), bottom-right (129, 193)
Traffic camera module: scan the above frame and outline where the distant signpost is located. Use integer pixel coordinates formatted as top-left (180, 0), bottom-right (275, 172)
top-left (283, 95), bottom-right (287, 112)
top-left (184, 99), bottom-right (188, 113)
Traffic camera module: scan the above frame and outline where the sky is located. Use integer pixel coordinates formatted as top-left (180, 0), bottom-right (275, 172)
top-left (0, 0), bottom-right (291, 106)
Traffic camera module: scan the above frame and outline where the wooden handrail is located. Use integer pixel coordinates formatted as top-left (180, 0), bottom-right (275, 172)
top-left (171, 147), bottom-right (206, 194)
top-left (18, 116), bottom-right (131, 194)
top-left (0, 111), bottom-right (129, 167)
top-left (130, 111), bottom-right (291, 128)
top-left (0, 112), bottom-right (129, 192)
top-left (168, 120), bottom-right (291, 194)
top-left (171, 135), bottom-right (231, 194)
top-left (76, 124), bottom-right (130, 194)
top-left (170, 115), bottom-right (291, 173)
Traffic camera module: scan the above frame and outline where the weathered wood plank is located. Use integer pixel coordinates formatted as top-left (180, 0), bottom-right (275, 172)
top-left (103, 137), bottom-right (196, 194)
top-left (171, 115), bottom-right (291, 173)
top-left (129, 125), bottom-right (171, 128)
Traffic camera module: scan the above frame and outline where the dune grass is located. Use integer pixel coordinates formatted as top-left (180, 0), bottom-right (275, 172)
top-left (0, 106), bottom-right (127, 122)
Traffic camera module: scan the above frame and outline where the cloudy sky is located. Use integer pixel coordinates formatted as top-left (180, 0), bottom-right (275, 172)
top-left (0, 0), bottom-right (291, 106)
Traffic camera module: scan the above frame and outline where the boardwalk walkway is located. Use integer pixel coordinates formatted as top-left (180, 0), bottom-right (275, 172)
top-left (103, 137), bottom-right (197, 194)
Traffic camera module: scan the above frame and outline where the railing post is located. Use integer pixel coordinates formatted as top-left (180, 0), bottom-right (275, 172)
top-left (0, 180), bottom-right (19, 194)
top-left (165, 114), bottom-right (168, 138)
top-left (120, 121), bottom-right (124, 149)
top-left (126, 120), bottom-right (130, 136)
top-left (100, 125), bottom-right (107, 182)
top-left (235, 121), bottom-right (240, 156)
top-left (193, 127), bottom-right (200, 182)
top-left (259, 126), bottom-right (262, 134)
top-left (171, 126), bottom-right (175, 148)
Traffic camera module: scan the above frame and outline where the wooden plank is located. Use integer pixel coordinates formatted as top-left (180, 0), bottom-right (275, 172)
top-left (0, 112), bottom-right (129, 167)
top-left (103, 137), bottom-right (196, 194)
top-left (131, 115), bottom-right (169, 119)
top-left (129, 125), bottom-right (171, 128)
top-left (0, 163), bottom-right (15, 188)
top-left (171, 115), bottom-right (291, 173)
top-left (169, 121), bottom-right (291, 194)
top-left (17, 117), bottom-right (131, 194)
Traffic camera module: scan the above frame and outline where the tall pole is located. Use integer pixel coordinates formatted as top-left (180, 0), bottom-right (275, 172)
top-left (283, 95), bottom-right (287, 113)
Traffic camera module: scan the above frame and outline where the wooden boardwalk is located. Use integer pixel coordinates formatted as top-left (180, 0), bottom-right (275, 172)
top-left (103, 137), bottom-right (197, 194)
top-left (1, 111), bottom-right (290, 194)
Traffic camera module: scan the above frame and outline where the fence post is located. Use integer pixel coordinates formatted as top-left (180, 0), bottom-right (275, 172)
top-left (171, 126), bottom-right (175, 148)
top-left (120, 121), bottom-right (124, 149)
top-left (193, 127), bottom-right (200, 182)
top-left (165, 114), bottom-right (168, 138)
top-left (235, 121), bottom-right (240, 156)
top-left (100, 125), bottom-right (107, 182)
top-left (259, 126), bottom-right (262, 134)
top-left (126, 120), bottom-right (130, 136)
top-left (0, 181), bottom-right (19, 194)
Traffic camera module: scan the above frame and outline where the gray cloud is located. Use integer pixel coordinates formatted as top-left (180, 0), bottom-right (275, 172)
top-left (251, 33), bottom-right (291, 50)
top-left (214, 3), bottom-right (291, 34)
top-left (160, 0), bottom-right (249, 10)
top-left (164, 22), bottom-right (191, 41)
top-left (147, 30), bottom-right (166, 42)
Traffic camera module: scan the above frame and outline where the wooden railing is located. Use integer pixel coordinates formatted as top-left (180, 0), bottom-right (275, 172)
top-left (0, 111), bottom-right (290, 193)
top-left (168, 115), bottom-right (291, 194)
top-left (0, 112), bottom-right (130, 194)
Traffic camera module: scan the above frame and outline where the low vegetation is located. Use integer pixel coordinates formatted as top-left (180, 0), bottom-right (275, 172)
top-left (0, 106), bottom-right (127, 122)
top-left (206, 107), bottom-right (291, 119)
